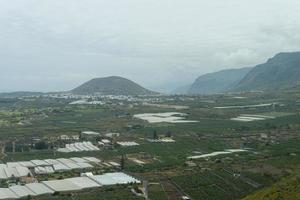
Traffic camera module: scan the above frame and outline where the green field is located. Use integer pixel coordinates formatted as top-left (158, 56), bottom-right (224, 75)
top-left (0, 92), bottom-right (300, 199)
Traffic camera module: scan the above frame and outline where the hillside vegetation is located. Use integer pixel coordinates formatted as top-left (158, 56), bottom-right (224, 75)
top-left (243, 173), bottom-right (300, 200)
top-left (188, 67), bottom-right (252, 94)
top-left (236, 52), bottom-right (300, 91)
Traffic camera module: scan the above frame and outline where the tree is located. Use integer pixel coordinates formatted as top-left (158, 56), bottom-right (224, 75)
top-left (34, 141), bottom-right (48, 150)
top-left (121, 154), bottom-right (126, 170)
top-left (152, 130), bottom-right (158, 140)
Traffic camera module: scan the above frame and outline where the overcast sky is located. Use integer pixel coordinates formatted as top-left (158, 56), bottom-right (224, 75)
top-left (1, 0), bottom-right (300, 92)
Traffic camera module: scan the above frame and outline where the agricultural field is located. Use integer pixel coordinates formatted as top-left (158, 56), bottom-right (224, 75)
top-left (0, 91), bottom-right (300, 199)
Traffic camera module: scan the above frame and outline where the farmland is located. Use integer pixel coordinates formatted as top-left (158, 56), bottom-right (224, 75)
top-left (0, 91), bottom-right (300, 199)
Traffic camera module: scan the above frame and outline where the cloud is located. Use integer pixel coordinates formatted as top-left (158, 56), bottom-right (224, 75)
top-left (213, 49), bottom-right (261, 68)
top-left (0, 0), bottom-right (300, 92)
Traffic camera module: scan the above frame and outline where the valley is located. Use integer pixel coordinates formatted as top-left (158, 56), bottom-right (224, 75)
top-left (0, 89), bottom-right (300, 199)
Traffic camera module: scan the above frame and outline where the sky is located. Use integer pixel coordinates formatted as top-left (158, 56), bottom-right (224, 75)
top-left (1, 0), bottom-right (300, 92)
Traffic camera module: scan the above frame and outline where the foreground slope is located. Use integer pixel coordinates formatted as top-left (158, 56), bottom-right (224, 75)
top-left (243, 174), bottom-right (300, 200)
top-left (188, 67), bottom-right (252, 94)
top-left (236, 52), bottom-right (300, 91)
top-left (72, 76), bottom-right (156, 95)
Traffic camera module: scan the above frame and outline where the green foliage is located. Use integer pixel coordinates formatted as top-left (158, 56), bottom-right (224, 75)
top-left (243, 173), bottom-right (300, 200)
top-left (35, 141), bottom-right (49, 150)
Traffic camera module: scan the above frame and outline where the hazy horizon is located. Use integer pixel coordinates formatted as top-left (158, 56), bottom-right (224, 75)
top-left (1, 0), bottom-right (300, 92)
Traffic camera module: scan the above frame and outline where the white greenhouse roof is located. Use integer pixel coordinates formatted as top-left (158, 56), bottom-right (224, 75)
top-left (56, 158), bottom-right (75, 164)
top-left (15, 167), bottom-right (31, 177)
top-left (9, 185), bottom-right (36, 197)
top-left (0, 172), bottom-right (140, 199)
top-left (0, 168), bottom-right (7, 179)
top-left (82, 157), bottom-right (101, 163)
top-left (57, 148), bottom-right (70, 153)
top-left (70, 157), bottom-right (87, 163)
top-left (19, 161), bottom-right (36, 168)
top-left (6, 162), bottom-right (23, 168)
top-left (0, 188), bottom-right (18, 199)
top-left (4, 167), bottom-right (18, 178)
top-left (76, 162), bottom-right (93, 169)
top-left (25, 183), bottom-right (54, 195)
top-left (0, 156), bottom-right (102, 181)
top-left (42, 179), bottom-right (82, 192)
top-left (117, 141), bottom-right (139, 147)
top-left (30, 160), bottom-right (49, 166)
top-left (35, 166), bottom-right (54, 175)
top-left (108, 172), bottom-right (140, 184)
top-left (63, 162), bottom-right (81, 170)
top-left (109, 162), bottom-right (120, 167)
top-left (44, 159), bottom-right (61, 165)
top-left (81, 131), bottom-right (100, 135)
top-left (65, 177), bottom-right (100, 189)
top-left (91, 172), bottom-right (140, 186)
top-left (59, 142), bottom-right (100, 153)
top-left (53, 163), bottom-right (70, 172)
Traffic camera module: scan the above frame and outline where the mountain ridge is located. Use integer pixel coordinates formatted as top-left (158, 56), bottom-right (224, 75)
top-left (235, 52), bottom-right (300, 91)
top-left (174, 51), bottom-right (300, 94)
top-left (188, 67), bottom-right (252, 94)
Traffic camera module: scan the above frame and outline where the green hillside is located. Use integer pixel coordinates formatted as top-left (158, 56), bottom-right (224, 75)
top-left (243, 174), bottom-right (300, 200)
top-left (187, 67), bottom-right (252, 94)
top-left (236, 52), bottom-right (300, 91)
